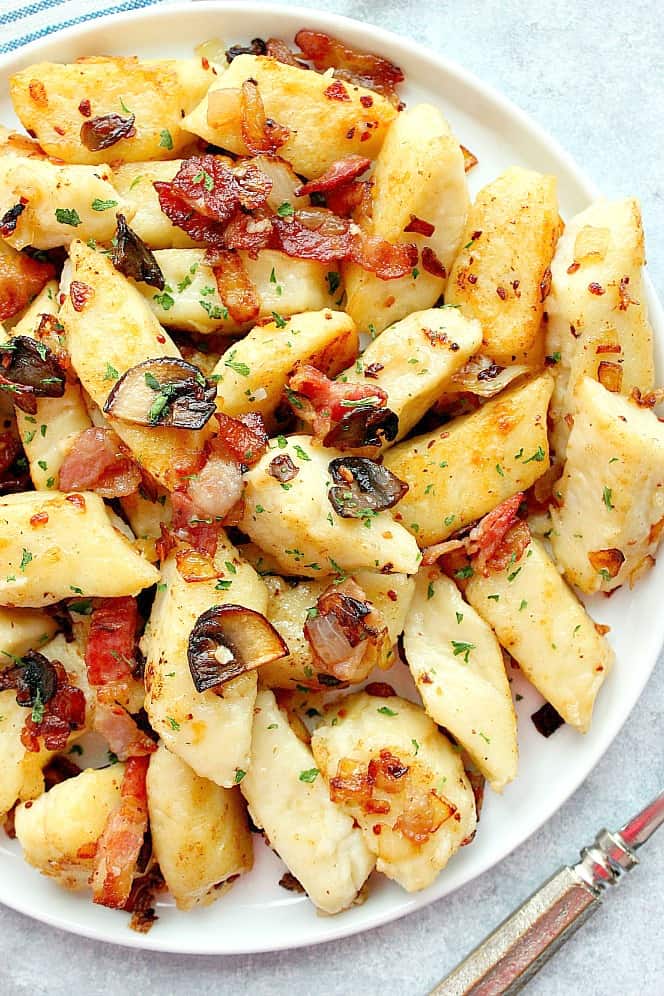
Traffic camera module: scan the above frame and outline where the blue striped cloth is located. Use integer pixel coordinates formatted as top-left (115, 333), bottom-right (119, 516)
top-left (0, 0), bottom-right (175, 56)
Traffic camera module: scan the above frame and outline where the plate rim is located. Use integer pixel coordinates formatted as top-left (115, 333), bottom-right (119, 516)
top-left (0, 0), bottom-right (662, 956)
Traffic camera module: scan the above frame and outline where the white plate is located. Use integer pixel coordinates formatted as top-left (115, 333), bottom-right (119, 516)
top-left (1, 0), bottom-right (662, 956)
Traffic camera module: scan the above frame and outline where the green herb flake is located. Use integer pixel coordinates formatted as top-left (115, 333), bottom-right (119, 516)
top-left (507, 567), bottom-right (522, 582)
top-left (234, 768), bottom-right (246, 784)
top-left (298, 768), bottom-right (319, 783)
top-left (277, 201), bottom-right (294, 217)
top-left (103, 362), bottom-right (119, 381)
top-left (495, 463), bottom-right (504, 477)
top-left (40, 424), bottom-right (47, 437)
top-left (68, 744), bottom-right (83, 756)
top-left (519, 599), bottom-right (528, 611)
top-left (153, 290), bottom-right (175, 311)
top-left (602, 486), bottom-right (614, 510)
top-left (159, 129), bottom-right (174, 150)
top-left (451, 640), bottom-right (475, 663)
top-left (427, 581), bottom-right (435, 600)
top-left (55, 207), bottom-right (81, 227)
top-left (294, 444), bottom-right (311, 462)
top-left (31, 690), bottom-right (44, 724)
top-left (91, 198), bottom-right (118, 212)
top-left (454, 565), bottom-right (474, 579)
top-left (523, 446), bottom-right (546, 464)
top-left (411, 738), bottom-right (420, 755)
top-left (23, 430), bottom-right (35, 444)
top-left (377, 706), bottom-right (398, 717)
top-left (69, 598), bottom-right (93, 615)
top-left (455, 611), bottom-right (464, 624)
top-left (271, 311), bottom-right (287, 329)
top-left (215, 579), bottom-right (233, 590)
top-left (224, 354), bottom-right (251, 377)
top-left (488, 593), bottom-right (500, 601)
top-left (166, 716), bottom-right (181, 731)
top-left (19, 548), bottom-right (33, 571)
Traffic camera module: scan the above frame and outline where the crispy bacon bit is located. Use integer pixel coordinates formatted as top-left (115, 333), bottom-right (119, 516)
top-left (214, 410), bottom-right (268, 466)
top-left (531, 702), bottom-right (564, 738)
top-left (19, 658), bottom-right (86, 753)
top-left (404, 215), bottom-right (435, 237)
top-left (363, 362), bottom-right (384, 379)
top-left (80, 112), bottom-right (136, 152)
top-left (78, 98), bottom-right (92, 117)
top-left (294, 155), bottom-right (371, 198)
top-left (125, 866), bottom-right (166, 934)
top-left (421, 246), bottom-right (446, 279)
top-left (91, 755), bottom-right (150, 909)
top-left (69, 280), bottom-right (94, 312)
top-left (240, 79), bottom-right (290, 155)
top-left (0, 240), bottom-right (55, 321)
top-left (265, 37), bottom-right (308, 67)
top-left (295, 29), bottom-right (405, 105)
top-left (268, 453), bottom-right (299, 483)
top-left (364, 681), bottom-right (396, 697)
top-left (588, 547), bottom-right (624, 580)
top-left (468, 493), bottom-right (529, 576)
top-left (421, 539), bottom-right (467, 565)
top-left (588, 281), bottom-right (605, 296)
top-left (617, 275), bottom-right (637, 310)
top-left (324, 80), bottom-right (351, 101)
top-left (59, 427), bottom-right (141, 498)
top-left (287, 362), bottom-right (387, 437)
top-left (0, 203), bottom-right (26, 239)
top-left (274, 208), bottom-right (351, 262)
top-left (630, 387), bottom-right (664, 409)
top-left (28, 79), bottom-right (48, 107)
top-left (461, 144), bottom-right (478, 172)
top-left (351, 232), bottom-right (418, 279)
top-left (597, 360), bottom-right (623, 393)
top-left (394, 790), bottom-right (456, 843)
top-left (85, 597), bottom-right (138, 687)
top-left (93, 697), bottom-right (156, 761)
top-left (539, 267), bottom-right (553, 302)
top-left (207, 248), bottom-right (260, 324)
top-left (304, 578), bottom-right (388, 682)
top-left (324, 179), bottom-right (369, 216)
top-left (181, 437), bottom-right (244, 522)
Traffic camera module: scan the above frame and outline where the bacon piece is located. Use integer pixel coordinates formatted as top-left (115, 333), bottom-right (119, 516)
top-left (207, 248), bottom-right (260, 324)
top-left (324, 180), bottom-right (368, 217)
top-left (265, 37), bottom-right (308, 67)
top-left (273, 208), bottom-right (352, 262)
top-left (91, 755), bottom-right (150, 909)
top-left (85, 597), bottom-right (138, 687)
top-left (240, 79), bottom-right (290, 155)
top-left (295, 155), bottom-right (371, 198)
top-left (0, 422), bottom-right (20, 478)
top-left (421, 539), bottom-right (467, 566)
top-left (404, 215), bottom-right (435, 237)
top-left (58, 427), bottom-right (142, 498)
top-left (421, 246), bottom-right (446, 279)
top-left (468, 493), bottom-right (530, 576)
top-left (214, 411), bottom-right (268, 466)
top-left (295, 29), bottom-right (404, 105)
top-left (93, 697), bottom-right (156, 761)
top-left (350, 232), bottom-right (418, 279)
top-left (0, 240), bottom-right (55, 321)
top-left (221, 210), bottom-right (276, 256)
top-left (154, 181), bottom-right (227, 247)
top-left (287, 362), bottom-right (387, 436)
top-left (170, 490), bottom-right (220, 559)
top-left (20, 660), bottom-right (86, 753)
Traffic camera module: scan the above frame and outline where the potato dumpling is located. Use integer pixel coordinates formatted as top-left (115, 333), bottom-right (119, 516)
top-left (241, 689), bottom-right (375, 914)
top-left (147, 743), bottom-right (253, 911)
top-left (241, 434), bottom-right (421, 577)
top-left (384, 374), bottom-right (553, 546)
top-left (312, 692), bottom-right (476, 891)
top-left (14, 765), bottom-right (124, 889)
top-left (0, 606), bottom-right (57, 661)
top-left (182, 54), bottom-right (396, 178)
top-left (10, 57), bottom-right (214, 164)
top-left (551, 377), bottom-right (664, 593)
top-left (404, 569), bottom-right (517, 792)
top-left (0, 691), bottom-right (53, 818)
top-left (446, 167), bottom-right (560, 365)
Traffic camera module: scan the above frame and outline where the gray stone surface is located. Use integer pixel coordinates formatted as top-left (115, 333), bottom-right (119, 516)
top-left (0, 1), bottom-right (663, 993)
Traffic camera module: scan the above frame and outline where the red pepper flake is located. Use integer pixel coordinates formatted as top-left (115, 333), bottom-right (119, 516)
top-left (496, 285), bottom-right (507, 300)
top-left (201, 56), bottom-right (210, 70)
top-left (156, 334), bottom-right (166, 344)
top-left (360, 95), bottom-right (374, 108)
top-left (65, 493), bottom-right (86, 510)
top-left (69, 280), bottom-right (94, 312)
top-left (404, 214), bottom-right (435, 237)
top-left (566, 261), bottom-right (580, 274)
top-left (54, 125), bottom-right (66, 136)
top-left (386, 589), bottom-right (397, 601)
top-left (78, 99), bottom-right (92, 117)
top-left (29, 511), bottom-right (49, 527)
top-left (588, 281), bottom-right (605, 296)
top-left (324, 80), bottom-right (351, 101)
top-left (467, 273), bottom-right (478, 285)
top-left (346, 127), bottom-right (355, 140)
top-left (372, 824), bottom-right (382, 835)
top-left (360, 131), bottom-right (370, 142)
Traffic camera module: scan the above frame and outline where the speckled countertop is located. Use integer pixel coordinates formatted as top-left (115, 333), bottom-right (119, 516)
top-left (0, 1), bottom-right (663, 993)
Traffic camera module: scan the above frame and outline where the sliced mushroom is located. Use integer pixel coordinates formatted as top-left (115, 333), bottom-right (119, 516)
top-left (187, 604), bottom-right (289, 692)
top-left (103, 357), bottom-right (217, 430)
top-left (111, 214), bottom-right (165, 290)
top-left (323, 406), bottom-right (399, 452)
top-left (14, 650), bottom-right (58, 709)
top-left (327, 456), bottom-right (408, 518)
top-left (0, 336), bottom-right (66, 414)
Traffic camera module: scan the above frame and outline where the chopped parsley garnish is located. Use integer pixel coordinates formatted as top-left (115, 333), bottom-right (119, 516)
top-left (224, 353), bottom-right (250, 377)
top-left (277, 201), bottom-right (294, 217)
top-left (91, 198), bottom-right (118, 212)
top-left (215, 579), bottom-right (233, 590)
top-left (427, 581), bottom-right (435, 600)
top-left (166, 716), bottom-right (180, 731)
top-left (55, 207), bottom-right (81, 227)
top-left (602, 486), bottom-right (614, 510)
top-left (153, 289), bottom-right (175, 311)
top-left (103, 362), bottom-right (119, 381)
top-left (523, 446), bottom-right (546, 464)
top-left (271, 311), bottom-right (287, 328)
top-left (31, 690), bottom-right (44, 724)
top-left (298, 768), bottom-right (319, 783)
top-left (294, 444), bottom-right (311, 462)
top-left (377, 706), bottom-right (398, 717)
top-left (159, 129), bottom-right (174, 150)
top-left (455, 611), bottom-right (464, 624)
top-left (454, 565), bottom-right (474, 579)
top-left (234, 768), bottom-right (246, 784)
top-left (19, 548), bottom-right (33, 571)
top-left (451, 640), bottom-right (475, 663)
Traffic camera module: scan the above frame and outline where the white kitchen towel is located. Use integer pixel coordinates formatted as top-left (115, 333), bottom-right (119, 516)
top-left (0, 0), bottom-right (175, 55)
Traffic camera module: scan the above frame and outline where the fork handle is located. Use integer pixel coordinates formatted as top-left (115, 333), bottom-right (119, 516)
top-left (429, 867), bottom-right (599, 995)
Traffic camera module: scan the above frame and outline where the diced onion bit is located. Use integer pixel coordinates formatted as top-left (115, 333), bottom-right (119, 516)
top-left (103, 357), bottom-right (217, 430)
top-left (80, 112), bottom-right (136, 151)
top-left (111, 213), bottom-right (165, 290)
top-left (0, 335), bottom-right (66, 414)
top-left (327, 456), bottom-right (408, 517)
top-left (187, 604), bottom-right (288, 692)
top-left (531, 702), bottom-right (565, 738)
top-left (240, 79), bottom-right (291, 155)
top-left (304, 578), bottom-right (388, 683)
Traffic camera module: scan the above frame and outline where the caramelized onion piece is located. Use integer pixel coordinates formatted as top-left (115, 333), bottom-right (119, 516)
top-left (111, 213), bottom-right (165, 290)
top-left (0, 335), bottom-right (66, 414)
top-left (588, 547), bottom-right (625, 579)
top-left (461, 144), bottom-right (478, 173)
top-left (328, 456), bottom-right (408, 517)
top-left (187, 604), bottom-right (288, 692)
top-left (104, 357), bottom-right (217, 430)
top-left (323, 405), bottom-right (399, 452)
top-left (266, 37), bottom-right (308, 68)
top-left (0, 239), bottom-right (55, 321)
top-left (206, 247), bottom-right (260, 324)
top-left (240, 79), bottom-right (290, 155)
top-left (304, 578), bottom-right (388, 683)
top-left (80, 112), bottom-right (136, 151)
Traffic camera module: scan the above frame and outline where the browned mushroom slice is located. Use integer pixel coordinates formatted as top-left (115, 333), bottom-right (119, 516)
top-left (187, 604), bottom-right (288, 692)
top-left (103, 357), bottom-right (217, 430)
top-left (0, 336), bottom-right (66, 414)
top-left (111, 214), bottom-right (165, 290)
top-left (323, 406), bottom-right (399, 452)
top-left (327, 456), bottom-right (408, 518)
top-left (80, 112), bottom-right (136, 151)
